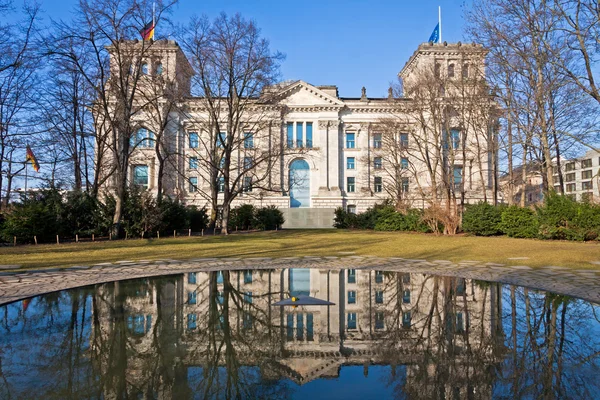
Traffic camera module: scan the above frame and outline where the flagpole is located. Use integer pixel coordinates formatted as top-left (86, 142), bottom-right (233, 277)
top-left (152, 2), bottom-right (156, 38)
top-left (24, 161), bottom-right (28, 193)
top-left (439, 6), bottom-right (442, 43)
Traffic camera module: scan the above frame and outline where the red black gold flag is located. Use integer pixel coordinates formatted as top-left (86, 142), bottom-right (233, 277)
top-left (25, 145), bottom-right (40, 172)
top-left (140, 21), bottom-right (155, 40)
top-left (22, 298), bottom-right (31, 312)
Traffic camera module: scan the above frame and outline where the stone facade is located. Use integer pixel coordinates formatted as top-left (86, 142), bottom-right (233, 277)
top-left (98, 40), bottom-right (496, 222)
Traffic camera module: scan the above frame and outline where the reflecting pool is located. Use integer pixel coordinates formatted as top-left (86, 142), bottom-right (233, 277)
top-left (1, 268), bottom-right (599, 399)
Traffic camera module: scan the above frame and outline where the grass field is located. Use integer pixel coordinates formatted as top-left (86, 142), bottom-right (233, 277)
top-left (1, 229), bottom-right (600, 271)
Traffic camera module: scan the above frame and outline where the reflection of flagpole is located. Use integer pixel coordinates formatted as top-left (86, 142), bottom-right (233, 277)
top-left (153, 1), bottom-right (156, 37)
top-left (439, 6), bottom-right (442, 43)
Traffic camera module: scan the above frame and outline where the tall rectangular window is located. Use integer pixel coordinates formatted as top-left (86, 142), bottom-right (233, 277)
top-left (375, 290), bottom-right (383, 304)
top-left (188, 272), bottom-right (196, 284)
top-left (582, 158), bottom-right (592, 168)
top-left (566, 173), bottom-right (576, 182)
top-left (189, 157), bottom-right (198, 169)
top-left (347, 313), bottom-right (357, 330)
top-left (375, 271), bottom-right (383, 283)
top-left (401, 157), bottom-right (409, 169)
top-left (375, 312), bottom-right (384, 330)
top-left (399, 133), bottom-right (409, 148)
top-left (451, 129), bottom-right (460, 149)
top-left (187, 314), bottom-right (197, 330)
top-left (188, 291), bottom-right (197, 305)
top-left (133, 165), bottom-right (149, 188)
top-left (189, 177), bottom-right (198, 192)
top-left (296, 122), bottom-right (303, 148)
top-left (347, 177), bottom-right (355, 193)
top-left (565, 162), bottom-right (575, 172)
top-left (286, 314), bottom-right (294, 341)
top-left (566, 183), bottom-right (576, 192)
top-left (218, 176), bottom-right (225, 193)
top-left (453, 166), bottom-right (463, 189)
top-left (217, 132), bottom-right (226, 148)
top-left (348, 269), bottom-right (356, 284)
top-left (244, 291), bottom-right (252, 303)
top-left (582, 181), bottom-right (593, 190)
top-left (243, 156), bottom-right (253, 170)
top-left (374, 157), bottom-right (382, 170)
top-left (403, 289), bottom-right (411, 303)
top-left (216, 271), bottom-right (224, 284)
top-left (402, 273), bottom-right (411, 284)
top-left (287, 123), bottom-right (294, 148)
top-left (189, 132), bottom-right (199, 148)
top-left (243, 176), bottom-right (252, 192)
top-left (373, 133), bottom-right (382, 148)
top-left (582, 170), bottom-right (593, 179)
top-left (346, 133), bottom-right (355, 149)
top-left (374, 176), bottom-right (382, 193)
top-left (348, 290), bottom-right (357, 304)
top-left (401, 177), bottom-right (409, 193)
top-left (296, 314), bottom-right (304, 340)
top-left (306, 122), bottom-right (313, 148)
top-left (347, 157), bottom-right (355, 169)
top-left (244, 132), bottom-right (254, 148)
top-left (307, 313), bottom-right (314, 341)
top-left (244, 270), bottom-right (252, 284)
top-left (402, 311), bottom-right (411, 328)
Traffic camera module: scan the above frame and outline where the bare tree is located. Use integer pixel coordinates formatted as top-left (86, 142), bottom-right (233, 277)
top-left (46, 0), bottom-right (178, 236)
top-left (179, 13), bottom-right (291, 233)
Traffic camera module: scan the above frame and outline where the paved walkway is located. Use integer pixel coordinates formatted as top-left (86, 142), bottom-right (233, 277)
top-left (1, 256), bottom-right (600, 306)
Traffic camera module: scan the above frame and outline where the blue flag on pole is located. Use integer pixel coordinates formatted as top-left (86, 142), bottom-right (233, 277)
top-left (428, 23), bottom-right (440, 43)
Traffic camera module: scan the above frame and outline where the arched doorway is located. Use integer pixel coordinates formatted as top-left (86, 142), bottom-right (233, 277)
top-left (289, 159), bottom-right (310, 208)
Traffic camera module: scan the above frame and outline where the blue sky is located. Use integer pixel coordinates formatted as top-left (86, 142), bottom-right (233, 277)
top-left (35, 0), bottom-right (469, 97)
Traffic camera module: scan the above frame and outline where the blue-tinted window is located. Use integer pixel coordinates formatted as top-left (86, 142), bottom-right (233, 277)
top-left (244, 291), bottom-right (252, 303)
top-left (189, 132), bottom-right (199, 148)
top-left (375, 271), bottom-right (383, 283)
top-left (217, 291), bottom-right (224, 305)
top-left (373, 133), bottom-right (382, 148)
top-left (127, 314), bottom-right (149, 335)
top-left (306, 122), bottom-right (313, 148)
top-left (347, 313), bottom-right (357, 330)
top-left (374, 157), bottom-right (382, 169)
top-left (348, 290), bottom-right (356, 304)
top-left (132, 128), bottom-right (154, 148)
top-left (347, 157), bottom-right (355, 169)
top-left (244, 270), bottom-right (252, 284)
top-left (243, 156), bottom-right (252, 170)
top-left (189, 177), bottom-right (198, 192)
top-left (296, 314), bottom-right (304, 340)
top-left (403, 289), bottom-right (411, 304)
top-left (188, 272), bottom-right (196, 284)
top-left (287, 314), bottom-right (294, 341)
top-left (188, 291), bottom-right (197, 304)
top-left (451, 129), bottom-right (460, 149)
top-left (456, 312), bottom-right (464, 333)
top-left (287, 123), bottom-right (294, 148)
top-left (244, 132), bottom-right (254, 148)
top-left (189, 157), bottom-right (198, 169)
top-left (348, 269), bottom-right (356, 284)
top-left (401, 178), bottom-right (409, 193)
top-left (133, 165), bottom-right (149, 188)
top-left (187, 314), bottom-right (197, 330)
top-left (155, 63), bottom-right (163, 75)
top-left (347, 177), bottom-right (355, 193)
top-left (453, 166), bottom-right (463, 186)
top-left (296, 122), bottom-right (303, 148)
top-left (375, 290), bottom-right (383, 304)
top-left (218, 176), bottom-right (225, 193)
top-left (402, 311), bottom-right (411, 328)
top-left (307, 313), bottom-right (314, 341)
top-left (400, 133), bottom-right (409, 148)
top-left (346, 133), bottom-right (355, 148)
top-left (141, 63), bottom-right (148, 74)
top-left (217, 271), bottom-right (224, 284)
top-left (217, 132), bottom-right (226, 148)
top-left (456, 278), bottom-right (466, 295)
top-left (401, 157), bottom-right (409, 169)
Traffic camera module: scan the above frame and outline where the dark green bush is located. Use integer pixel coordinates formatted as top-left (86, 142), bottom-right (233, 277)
top-left (187, 206), bottom-right (209, 231)
top-left (1, 188), bottom-right (65, 243)
top-left (229, 204), bottom-right (256, 229)
top-left (254, 205), bottom-right (284, 230)
top-left (334, 207), bottom-right (358, 229)
top-left (61, 191), bottom-right (110, 236)
top-left (500, 206), bottom-right (538, 238)
top-left (158, 197), bottom-right (189, 233)
top-left (375, 208), bottom-right (430, 232)
top-left (462, 202), bottom-right (503, 236)
top-left (536, 192), bottom-right (600, 241)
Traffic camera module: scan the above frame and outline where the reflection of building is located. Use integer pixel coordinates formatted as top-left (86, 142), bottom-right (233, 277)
top-left (97, 40), bottom-right (495, 227)
top-left (93, 268), bottom-right (503, 398)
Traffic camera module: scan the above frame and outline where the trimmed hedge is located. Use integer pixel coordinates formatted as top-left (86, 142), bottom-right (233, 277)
top-left (462, 202), bottom-right (503, 236)
top-left (228, 204), bottom-right (284, 230)
top-left (500, 206), bottom-right (538, 238)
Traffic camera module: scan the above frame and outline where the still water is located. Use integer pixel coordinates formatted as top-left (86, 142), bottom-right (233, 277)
top-left (1, 268), bottom-right (599, 399)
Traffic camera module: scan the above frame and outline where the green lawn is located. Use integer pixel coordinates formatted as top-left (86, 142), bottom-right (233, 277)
top-left (1, 230), bottom-right (600, 271)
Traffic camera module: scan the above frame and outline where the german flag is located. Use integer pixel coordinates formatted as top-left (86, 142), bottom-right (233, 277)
top-left (140, 21), bottom-right (155, 41)
top-left (26, 145), bottom-right (40, 172)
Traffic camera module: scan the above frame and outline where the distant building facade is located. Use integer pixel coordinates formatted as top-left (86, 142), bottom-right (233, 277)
top-left (97, 40), bottom-right (497, 225)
